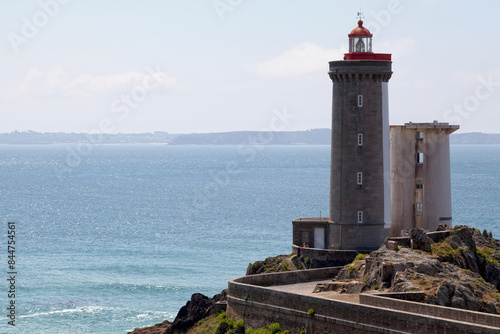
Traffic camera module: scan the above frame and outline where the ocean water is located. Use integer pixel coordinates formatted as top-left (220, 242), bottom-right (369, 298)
top-left (0, 144), bottom-right (498, 333)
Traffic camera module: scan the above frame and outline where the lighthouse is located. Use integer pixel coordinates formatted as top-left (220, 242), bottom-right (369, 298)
top-left (328, 19), bottom-right (392, 250)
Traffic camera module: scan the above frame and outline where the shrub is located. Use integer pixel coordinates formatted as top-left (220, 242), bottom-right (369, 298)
top-left (235, 319), bottom-right (245, 333)
top-left (308, 308), bottom-right (315, 316)
top-left (353, 253), bottom-right (367, 261)
top-left (267, 323), bottom-right (282, 334)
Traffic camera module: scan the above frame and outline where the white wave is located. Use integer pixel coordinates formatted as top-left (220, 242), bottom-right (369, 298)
top-left (20, 306), bottom-right (113, 318)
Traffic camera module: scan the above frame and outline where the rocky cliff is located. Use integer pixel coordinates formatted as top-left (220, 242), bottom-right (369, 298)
top-left (315, 225), bottom-right (500, 314)
top-left (128, 291), bottom-right (227, 334)
top-left (131, 225), bottom-right (500, 333)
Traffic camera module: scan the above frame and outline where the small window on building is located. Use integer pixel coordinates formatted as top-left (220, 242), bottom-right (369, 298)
top-left (417, 131), bottom-right (424, 139)
top-left (357, 172), bottom-right (363, 185)
top-left (357, 211), bottom-right (363, 223)
top-left (417, 152), bottom-right (424, 164)
top-left (415, 203), bottom-right (423, 215)
top-left (358, 134), bottom-right (363, 146)
top-left (357, 95), bottom-right (363, 107)
top-left (416, 179), bottom-right (423, 189)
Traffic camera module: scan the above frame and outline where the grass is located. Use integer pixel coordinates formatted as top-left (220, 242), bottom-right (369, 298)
top-left (344, 253), bottom-right (368, 275)
top-left (189, 312), bottom-right (291, 334)
top-left (475, 246), bottom-right (499, 265)
top-left (353, 253), bottom-right (367, 262)
top-left (430, 241), bottom-right (465, 260)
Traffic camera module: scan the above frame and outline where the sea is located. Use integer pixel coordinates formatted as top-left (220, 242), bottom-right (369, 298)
top-left (0, 144), bottom-right (498, 333)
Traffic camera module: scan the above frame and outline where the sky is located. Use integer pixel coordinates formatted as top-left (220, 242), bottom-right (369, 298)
top-left (1, 0), bottom-right (499, 134)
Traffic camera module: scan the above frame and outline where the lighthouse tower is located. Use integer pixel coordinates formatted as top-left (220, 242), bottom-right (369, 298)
top-left (328, 19), bottom-right (392, 250)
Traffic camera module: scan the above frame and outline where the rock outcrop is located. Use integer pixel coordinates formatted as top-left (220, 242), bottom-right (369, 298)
top-left (315, 225), bottom-right (500, 314)
top-left (246, 254), bottom-right (304, 275)
top-left (128, 320), bottom-right (172, 334)
top-left (127, 290), bottom-right (227, 334)
top-left (166, 290), bottom-right (227, 334)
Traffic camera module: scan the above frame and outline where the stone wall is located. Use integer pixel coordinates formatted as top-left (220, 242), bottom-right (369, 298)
top-left (291, 245), bottom-right (360, 267)
top-left (360, 293), bottom-right (500, 328)
top-left (227, 269), bottom-right (500, 333)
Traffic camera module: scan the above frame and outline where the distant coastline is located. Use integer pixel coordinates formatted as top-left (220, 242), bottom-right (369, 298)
top-left (0, 129), bottom-right (499, 145)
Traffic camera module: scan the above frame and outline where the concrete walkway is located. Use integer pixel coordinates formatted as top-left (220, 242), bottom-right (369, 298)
top-left (266, 279), bottom-right (361, 304)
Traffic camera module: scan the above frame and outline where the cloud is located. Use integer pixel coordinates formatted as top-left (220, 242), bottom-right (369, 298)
top-left (1, 66), bottom-right (178, 99)
top-left (254, 38), bottom-right (416, 78)
top-left (254, 42), bottom-right (344, 78)
top-left (378, 37), bottom-right (417, 58)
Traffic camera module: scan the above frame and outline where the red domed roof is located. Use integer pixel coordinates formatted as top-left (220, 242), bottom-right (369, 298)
top-left (348, 20), bottom-right (373, 37)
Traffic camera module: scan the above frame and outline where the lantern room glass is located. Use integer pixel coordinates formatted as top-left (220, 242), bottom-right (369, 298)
top-left (349, 37), bottom-right (372, 53)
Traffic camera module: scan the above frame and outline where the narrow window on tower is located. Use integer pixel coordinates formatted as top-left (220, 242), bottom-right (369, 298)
top-left (417, 131), bottom-right (424, 139)
top-left (357, 95), bottom-right (363, 107)
top-left (417, 152), bottom-right (424, 164)
top-left (357, 211), bottom-right (363, 223)
top-left (357, 172), bottom-right (363, 185)
top-left (415, 203), bottom-right (423, 215)
top-left (357, 134), bottom-right (363, 146)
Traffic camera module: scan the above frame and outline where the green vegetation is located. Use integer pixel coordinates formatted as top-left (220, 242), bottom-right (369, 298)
top-left (189, 312), bottom-right (290, 334)
top-left (308, 308), bottom-right (315, 316)
top-left (373, 285), bottom-right (380, 290)
top-left (214, 312), bottom-right (238, 334)
top-left (305, 257), bottom-right (311, 265)
top-left (250, 255), bottom-right (298, 274)
top-left (430, 241), bottom-right (465, 260)
top-left (344, 253), bottom-right (368, 274)
top-left (353, 253), bottom-right (367, 262)
top-left (281, 261), bottom-right (289, 271)
top-left (246, 322), bottom-right (289, 334)
top-left (475, 246), bottom-right (499, 264)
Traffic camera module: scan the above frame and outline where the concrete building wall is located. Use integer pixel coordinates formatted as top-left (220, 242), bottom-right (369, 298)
top-left (292, 218), bottom-right (329, 249)
top-left (390, 123), bottom-right (458, 236)
top-left (328, 60), bottom-right (392, 249)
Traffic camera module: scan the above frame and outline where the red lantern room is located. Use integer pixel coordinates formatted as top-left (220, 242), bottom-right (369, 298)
top-left (343, 19), bottom-right (391, 61)
top-left (348, 20), bottom-right (373, 53)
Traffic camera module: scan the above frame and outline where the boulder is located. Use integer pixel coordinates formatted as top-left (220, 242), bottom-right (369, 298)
top-left (165, 290), bottom-right (227, 334)
top-left (436, 281), bottom-right (454, 306)
top-left (452, 225), bottom-right (476, 250)
top-left (409, 228), bottom-right (433, 252)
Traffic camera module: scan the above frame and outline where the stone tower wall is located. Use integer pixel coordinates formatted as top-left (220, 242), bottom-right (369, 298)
top-left (327, 60), bottom-right (392, 249)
